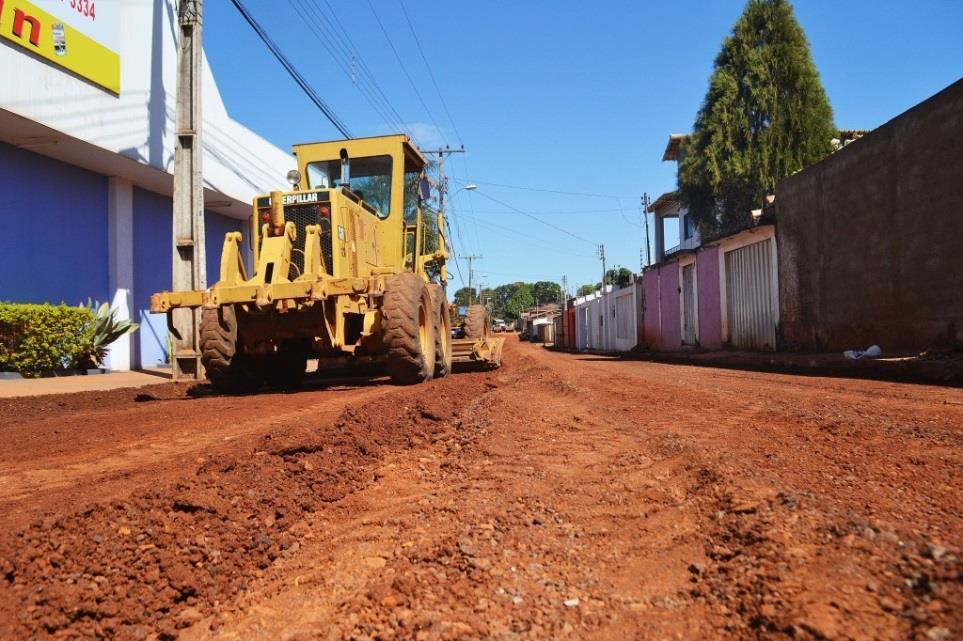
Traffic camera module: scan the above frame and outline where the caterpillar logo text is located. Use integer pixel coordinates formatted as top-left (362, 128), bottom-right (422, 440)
top-left (282, 192), bottom-right (320, 205)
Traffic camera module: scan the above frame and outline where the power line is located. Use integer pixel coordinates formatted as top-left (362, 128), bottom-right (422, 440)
top-left (459, 212), bottom-right (597, 259)
top-left (397, 0), bottom-right (463, 145)
top-left (467, 178), bottom-right (640, 228)
top-left (469, 179), bottom-right (636, 200)
top-left (461, 207), bottom-right (632, 216)
top-left (364, 0), bottom-right (449, 146)
top-left (230, 0), bottom-right (351, 138)
top-left (288, 0), bottom-right (407, 135)
top-left (457, 186), bottom-right (599, 247)
top-left (317, 0), bottom-right (409, 130)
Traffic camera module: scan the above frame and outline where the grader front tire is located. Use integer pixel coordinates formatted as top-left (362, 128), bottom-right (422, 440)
top-left (464, 304), bottom-right (490, 339)
top-left (383, 273), bottom-right (437, 385)
top-left (200, 307), bottom-right (262, 394)
top-left (428, 285), bottom-right (453, 379)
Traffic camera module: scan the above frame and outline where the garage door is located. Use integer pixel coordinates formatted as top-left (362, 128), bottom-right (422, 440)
top-left (725, 239), bottom-right (776, 350)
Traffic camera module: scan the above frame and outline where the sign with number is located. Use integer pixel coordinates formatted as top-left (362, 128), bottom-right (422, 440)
top-left (0, 0), bottom-right (120, 94)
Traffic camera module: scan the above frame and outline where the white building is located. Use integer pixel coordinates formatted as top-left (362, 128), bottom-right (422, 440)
top-left (0, 0), bottom-right (293, 369)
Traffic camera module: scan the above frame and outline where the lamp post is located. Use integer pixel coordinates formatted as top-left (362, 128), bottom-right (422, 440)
top-left (450, 183), bottom-right (479, 303)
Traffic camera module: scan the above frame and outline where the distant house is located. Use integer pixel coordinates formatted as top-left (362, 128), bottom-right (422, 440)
top-left (648, 135), bottom-right (701, 261)
top-left (642, 134), bottom-right (778, 352)
top-left (518, 304), bottom-right (561, 343)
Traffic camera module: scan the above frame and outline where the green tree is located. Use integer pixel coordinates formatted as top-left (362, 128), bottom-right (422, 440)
top-left (531, 281), bottom-right (563, 306)
top-left (494, 283), bottom-right (524, 313)
top-left (452, 287), bottom-right (474, 308)
top-left (504, 285), bottom-right (534, 319)
top-left (604, 267), bottom-right (633, 288)
top-left (576, 284), bottom-right (597, 297)
top-left (677, 0), bottom-right (836, 234)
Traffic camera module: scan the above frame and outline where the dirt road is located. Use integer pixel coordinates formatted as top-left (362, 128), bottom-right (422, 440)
top-left (1, 337), bottom-right (960, 640)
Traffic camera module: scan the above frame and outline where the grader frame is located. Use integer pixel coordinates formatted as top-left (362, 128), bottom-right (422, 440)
top-left (151, 134), bottom-right (500, 391)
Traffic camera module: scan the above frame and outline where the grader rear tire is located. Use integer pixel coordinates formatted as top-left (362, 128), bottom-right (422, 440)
top-left (464, 304), bottom-right (490, 339)
top-left (428, 284), bottom-right (452, 378)
top-left (383, 273), bottom-right (437, 385)
top-left (200, 307), bottom-right (262, 394)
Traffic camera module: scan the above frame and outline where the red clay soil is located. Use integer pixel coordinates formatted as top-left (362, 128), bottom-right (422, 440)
top-left (0, 337), bottom-right (960, 641)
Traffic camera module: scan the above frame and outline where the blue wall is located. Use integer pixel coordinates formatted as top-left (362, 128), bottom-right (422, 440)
top-left (0, 140), bottom-right (246, 368)
top-left (133, 187), bottom-right (244, 367)
top-left (0, 142), bottom-right (108, 305)
top-left (132, 188), bottom-right (172, 368)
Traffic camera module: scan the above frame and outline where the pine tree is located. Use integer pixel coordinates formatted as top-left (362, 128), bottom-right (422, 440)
top-left (678, 0), bottom-right (836, 234)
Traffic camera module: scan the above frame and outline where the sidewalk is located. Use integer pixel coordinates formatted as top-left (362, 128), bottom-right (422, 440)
top-left (643, 350), bottom-right (963, 387)
top-left (0, 368), bottom-right (173, 398)
top-left (549, 344), bottom-right (963, 387)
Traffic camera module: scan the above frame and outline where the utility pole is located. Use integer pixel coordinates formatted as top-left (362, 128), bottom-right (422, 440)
top-left (420, 146), bottom-right (465, 214)
top-left (641, 192), bottom-right (651, 269)
top-left (171, 0), bottom-right (205, 380)
top-left (598, 243), bottom-right (607, 288)
top-left (457, 254), bottom-right (482, 305)
top-left (561, 275), bottom-right (568, 307)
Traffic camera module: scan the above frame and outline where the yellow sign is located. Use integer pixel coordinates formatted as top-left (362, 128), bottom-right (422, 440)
top-left (0, 0), bottom-right (120, 94)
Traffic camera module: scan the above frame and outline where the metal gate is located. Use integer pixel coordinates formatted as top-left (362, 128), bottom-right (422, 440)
top-left (681, 263), bottom-right (697, 345)
top-left (725, 239), bottom-right (776, 350)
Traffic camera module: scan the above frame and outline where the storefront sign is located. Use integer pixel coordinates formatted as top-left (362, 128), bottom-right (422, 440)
top-left (0, 0), bottom-right (120, 94)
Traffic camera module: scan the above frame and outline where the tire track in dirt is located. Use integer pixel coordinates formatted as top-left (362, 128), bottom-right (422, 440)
top-left (1, 339), bottom-right (960, 640)
top-left (0, 381), bottom-right (391, 530)
top-left (0, 370), bottom-right (501, 640)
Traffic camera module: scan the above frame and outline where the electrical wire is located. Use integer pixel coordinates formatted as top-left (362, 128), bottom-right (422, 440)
top-left (459, 212), bottom-right (597, 259)
top-left (317, 0), bottom-right (409, 131)
top-left (290, 0), bottom-right (410, 136)
top-left (457, 187), bottom-right (599, 247)
top-left (468, 179), bottom-right (636, 200)
top-left (229, 0), bottom-right (352, 138)
top-left (288, 0), bottom-right (403, 134)
top-left (397, 0), bottom-right (463, 145)
top-left (364, 0), bottom-right (449, 146)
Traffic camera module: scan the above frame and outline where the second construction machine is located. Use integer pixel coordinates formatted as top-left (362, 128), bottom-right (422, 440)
top-left (151, 134), bottom-right (501, 392)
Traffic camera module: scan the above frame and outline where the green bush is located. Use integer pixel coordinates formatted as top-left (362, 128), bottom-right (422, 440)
top-left (0, 303), bottom-right (95, 377)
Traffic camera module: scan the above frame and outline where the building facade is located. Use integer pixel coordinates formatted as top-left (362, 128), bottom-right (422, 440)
top-left (0, 0), bottom-right (293, 369)
top-left (640, 134), bottom-right (779, 353)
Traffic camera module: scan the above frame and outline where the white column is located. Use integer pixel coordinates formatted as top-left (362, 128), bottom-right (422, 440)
top-left (105, 177), bottom-right (134, 371)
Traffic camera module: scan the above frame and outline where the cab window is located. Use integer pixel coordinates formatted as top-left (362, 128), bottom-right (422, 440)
top-left (306, 155), bottom-right (393, 219)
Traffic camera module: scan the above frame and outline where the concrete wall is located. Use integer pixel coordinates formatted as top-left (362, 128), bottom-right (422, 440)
top-left (0, 142), bottom-right (108, 305)
top-left (777, 78), bottom-right (963, 351)
top-left (571, 284), bottom-right (638, 353)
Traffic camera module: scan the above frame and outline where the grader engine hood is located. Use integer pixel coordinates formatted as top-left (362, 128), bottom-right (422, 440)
top-left (257, 189), bottom-right (335, 280)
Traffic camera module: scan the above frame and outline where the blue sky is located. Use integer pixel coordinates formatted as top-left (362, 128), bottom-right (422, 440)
top-left (204, 0), bottom-right (963, 294)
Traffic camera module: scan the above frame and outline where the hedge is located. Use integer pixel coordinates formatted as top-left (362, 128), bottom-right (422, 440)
top-left (0, 303), bottom-right (96, 377)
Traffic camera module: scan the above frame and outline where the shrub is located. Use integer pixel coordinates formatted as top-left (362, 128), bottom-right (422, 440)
top-left (0, 303), bottom-right (95, 377)
top-left (78, 300), bottom-right (139, 368)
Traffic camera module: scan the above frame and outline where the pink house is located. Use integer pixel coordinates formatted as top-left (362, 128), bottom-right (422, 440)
top-left (641, 135), bottom-right (779, 352)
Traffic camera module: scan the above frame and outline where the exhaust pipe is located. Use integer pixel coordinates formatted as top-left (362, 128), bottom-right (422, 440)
top-left (340, 148), bottom-right (350, 188)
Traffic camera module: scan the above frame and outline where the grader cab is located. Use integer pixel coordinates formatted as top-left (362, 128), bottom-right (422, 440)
top-left (151, 134), bottom-right (499, 392)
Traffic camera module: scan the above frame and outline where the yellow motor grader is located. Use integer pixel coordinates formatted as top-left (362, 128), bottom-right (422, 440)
top-left (151, 134), bottom-right (501, 392)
